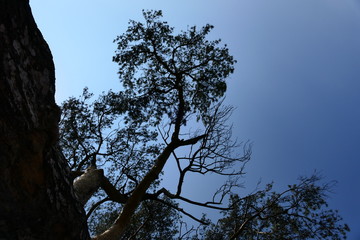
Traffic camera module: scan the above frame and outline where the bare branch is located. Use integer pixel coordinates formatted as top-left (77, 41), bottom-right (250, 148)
top-left (86, 198), bottom-right (111, 219)
top-left (154, 198), bottom-right (209, 225)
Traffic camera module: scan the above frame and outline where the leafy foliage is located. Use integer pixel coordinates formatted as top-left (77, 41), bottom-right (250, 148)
top-left (60, 9), bottom-right (243, 238)
top-left (60, 87), bottom-right (162, 184)
top-left (112, 10), bottom-right (236, 126)
top-left (193, 175), bottom-right (350, 240)
top-left (59, 10), bottom-right (349, 239)
top-left (89, 198), bottom-right (180, 239)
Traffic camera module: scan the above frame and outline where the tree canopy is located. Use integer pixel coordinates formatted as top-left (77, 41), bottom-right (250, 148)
top-left (59, 10), bottom-right (349, 239)
top-left (194, 175), bottom-right (349, 240)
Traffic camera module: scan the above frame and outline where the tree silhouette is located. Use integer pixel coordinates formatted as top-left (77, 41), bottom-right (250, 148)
top-left (60, 10), bottom-right (349, 240)
top-left (193, 175), bottom-right (349, 240)
top-left (61, 10), bottom-right (250, 239)
top-left (0, 3), bottom-right (349, 239)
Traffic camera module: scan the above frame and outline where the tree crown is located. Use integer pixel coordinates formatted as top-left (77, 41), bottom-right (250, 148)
top-left (112, 10), bottom-right (236, 126)
top-left (59, 10), bottom-right (349, 240)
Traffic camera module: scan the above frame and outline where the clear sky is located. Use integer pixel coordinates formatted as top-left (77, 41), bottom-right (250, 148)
top-left (30, 1), bottom-right (360, 239)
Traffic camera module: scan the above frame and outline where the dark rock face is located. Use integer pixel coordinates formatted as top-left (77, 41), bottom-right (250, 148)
top-left (0, 1), bottom-right (89, 239)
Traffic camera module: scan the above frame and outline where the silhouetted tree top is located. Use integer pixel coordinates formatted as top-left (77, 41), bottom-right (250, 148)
top-left (112, 10), bottom-right (236, 126)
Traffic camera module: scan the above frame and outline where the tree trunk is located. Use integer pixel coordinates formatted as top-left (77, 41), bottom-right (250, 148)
top-left (0, 0), bottom-right (90, 239)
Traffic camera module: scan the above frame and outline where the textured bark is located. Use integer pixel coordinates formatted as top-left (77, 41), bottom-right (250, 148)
top-left (0, 0), bottom-right (90, 239)
top-left (73, 168), bottom-right (103, 205)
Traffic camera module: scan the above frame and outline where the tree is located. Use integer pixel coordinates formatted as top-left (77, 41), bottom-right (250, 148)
top-left (193, 175), bottom-right (349, 240)
top-left (0, 3), bottom-right (349, 239)
top-left (60, 10), bottom-right (349, 240)
top-left (0, 0), bottom-right (89, 239)
top-left (60, 9), bottom-right (249, 239)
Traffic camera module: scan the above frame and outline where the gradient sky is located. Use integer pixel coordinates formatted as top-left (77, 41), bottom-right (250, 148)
top-left (30, 1), bottom-right (360, 239)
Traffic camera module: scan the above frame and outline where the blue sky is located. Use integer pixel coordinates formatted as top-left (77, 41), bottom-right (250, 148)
top-left (30, 1), bottom-right (360, 238)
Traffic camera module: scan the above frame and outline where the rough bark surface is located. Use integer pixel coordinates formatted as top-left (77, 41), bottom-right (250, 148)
top-left (0, 0), bottom-right (90, 239)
